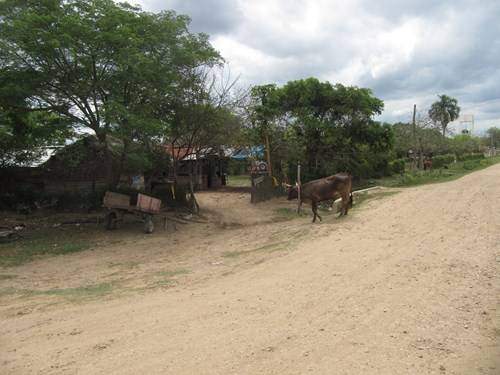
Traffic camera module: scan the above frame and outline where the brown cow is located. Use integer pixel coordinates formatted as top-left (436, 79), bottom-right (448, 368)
top-left (287, 173), bottom-right (353, 222)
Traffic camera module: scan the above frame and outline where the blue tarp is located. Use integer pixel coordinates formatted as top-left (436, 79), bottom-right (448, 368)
top-left (230, 146), bottom-right (264, 160)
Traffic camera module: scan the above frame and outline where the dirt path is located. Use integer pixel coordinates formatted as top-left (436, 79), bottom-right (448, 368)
top-left (1, 165), bottom-right (500, 374)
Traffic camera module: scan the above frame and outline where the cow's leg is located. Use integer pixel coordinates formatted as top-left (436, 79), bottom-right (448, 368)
top-left (343, 192), bottom-right (350, 215)
top-left (339, 193), bottom-right (349, 217)
top-left (312, 201), bottom-right (322, 222)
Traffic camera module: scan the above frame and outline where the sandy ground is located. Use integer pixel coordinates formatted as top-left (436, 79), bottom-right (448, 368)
top-left (1, 165), bottom-right (499, 374)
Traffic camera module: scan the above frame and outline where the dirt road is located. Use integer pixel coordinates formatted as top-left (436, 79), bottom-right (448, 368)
top-left (2, 165), bottom-right (500, 374)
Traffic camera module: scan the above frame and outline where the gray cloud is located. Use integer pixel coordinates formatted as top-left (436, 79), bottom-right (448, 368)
top-left (138, 0), bottom-right (243, 35)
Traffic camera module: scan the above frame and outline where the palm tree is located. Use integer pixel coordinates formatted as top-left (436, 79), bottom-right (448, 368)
top-left (428, 95), bottom-right (461, 137)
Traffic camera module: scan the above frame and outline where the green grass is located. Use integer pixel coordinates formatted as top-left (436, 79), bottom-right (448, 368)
top-left (375, 157), bottom-right (500, 188)
top-left (152, 279), bottom-right (176, 287)
top-left (226, 175), bottom-right (251, 187)
top-left (154, 269), bottom-right (189, 278)
top-left (142, 269), bottom-right (190, 290)
top-left (0, 287), bottom-right (17, 297)
top-left (0, 282), bottom-right (113, 300)
top-left (108, 261), bottom-right (140, 269)
top-left (222, 242), bottom-right (290, 258)
top-left (41, 283), bottom-right (113, 298)
top-left (0, 274), bottom-right (17, 281)
top-left (0, 234), bottom-right (92, 267)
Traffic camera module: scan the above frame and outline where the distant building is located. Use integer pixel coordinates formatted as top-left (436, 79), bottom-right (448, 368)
top-left (163, 145), bottom-right (228, 190)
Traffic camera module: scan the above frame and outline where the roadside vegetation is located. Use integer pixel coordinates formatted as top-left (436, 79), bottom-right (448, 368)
top-left (0, 231), bottom-right (93, 267)
top-left (375, 156), bottom-right (500, 187)
top-left (226, 175), bottom-right (252, 188)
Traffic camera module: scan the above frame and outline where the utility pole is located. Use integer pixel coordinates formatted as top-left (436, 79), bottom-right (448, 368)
top-left (412, 104), bottom-right (416, 143)
top-left (412, 104), bottom-right (417, 170)
top-left (297, 162), bottom-right (301, 214)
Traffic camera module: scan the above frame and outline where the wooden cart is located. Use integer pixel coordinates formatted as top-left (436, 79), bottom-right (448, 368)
top-left (103, 191), bottom-right (162, 233)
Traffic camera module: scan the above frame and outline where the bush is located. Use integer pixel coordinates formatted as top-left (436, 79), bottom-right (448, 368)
top-left (457, 153), bottom-right (485, 162)
top-left (462, 160), bottom-right (481, 170)
top-left (390, 159), bottom-right (405, 175)
top-left (54, 189), bottom-right (106, 211)
top-left (432, 154), bottom-right (455, 169)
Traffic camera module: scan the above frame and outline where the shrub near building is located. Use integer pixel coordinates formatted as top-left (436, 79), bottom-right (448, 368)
top-left (432, 154), bottom-right (455, 169)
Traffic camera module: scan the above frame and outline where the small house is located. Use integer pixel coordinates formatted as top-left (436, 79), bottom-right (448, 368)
top-left (163, 145), bottom-right (228, 190)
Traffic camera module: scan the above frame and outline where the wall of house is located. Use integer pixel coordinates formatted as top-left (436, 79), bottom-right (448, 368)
top-left (43, 179), bottom-right (109, 196)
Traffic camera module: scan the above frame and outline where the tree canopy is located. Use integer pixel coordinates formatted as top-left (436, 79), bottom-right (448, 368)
top-left (428, 95), bottom-right (461, 137)
top-left (0, 0), bottom-right (222, 170)
top-left (245, 78), bottom-right (392, 181)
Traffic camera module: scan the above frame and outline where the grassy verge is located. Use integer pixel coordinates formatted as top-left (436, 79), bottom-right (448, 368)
top-left (0, 274), bottom-right (17, 280)
top-left (226, 175), bottom-right (251, 187)
top-left (0, 233), bottom-right (93, 267)
top-left (140, 268), bottom-right (190, 290)
top-left (0, 282), bottom-right (113, 301)
top-left (154, 269), bottom-right (189, 278)
top-left (222, 241), bottom-right (291, 258)
top-left (375, 157), bottom-right (500, 187)
top-left (40, 282), bottom-right (113, 299)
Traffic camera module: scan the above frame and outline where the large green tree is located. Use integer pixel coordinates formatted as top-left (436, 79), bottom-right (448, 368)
top-left (392, 117), bottom-right (450, 159)
top-left (428, 94), bottom-right (461, 137)
top-left (0, 0), bottom-right (221, 175)
top-left (245, 78), bottom-right (392, 181)
top-left (279, 79), bottom-right (390, 180)
top-left (0, 67), bottom-right (72, 167)
top-left (0, 107), bottom-right (71, 167)
top-left (449, 134), bottom-right (481, 156)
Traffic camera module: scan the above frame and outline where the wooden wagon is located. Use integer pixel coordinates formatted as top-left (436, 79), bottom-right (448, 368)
top-left (103, 191), bottom-right (162, 233)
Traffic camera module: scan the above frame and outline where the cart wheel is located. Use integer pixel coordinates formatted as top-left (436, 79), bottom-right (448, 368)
top-left (105, 212), bottom-right (118, 230)
top-left (144, 215), bottom-right (154, 234)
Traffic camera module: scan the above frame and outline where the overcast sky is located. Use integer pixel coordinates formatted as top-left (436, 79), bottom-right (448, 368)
top-left (137, 0), bottom-right (499, 133)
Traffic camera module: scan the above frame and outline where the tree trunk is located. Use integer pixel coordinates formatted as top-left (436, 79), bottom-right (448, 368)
top-left (265, 132), bottom-right (272, 176)
top-left (108, 139), bottom-right (129, 189)
top-left (188, 173), bottom-right (200, 214)
top-left (171, 142), bottom-right (178, 183)
top-left (194, 152), bottom-right (200, 190)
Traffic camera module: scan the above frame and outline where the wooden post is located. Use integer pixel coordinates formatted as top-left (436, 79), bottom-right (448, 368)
top-left (297, 162), bottom-right (301, 213)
